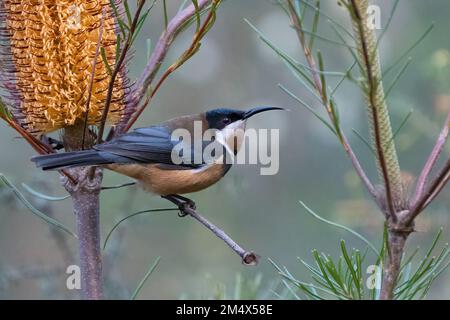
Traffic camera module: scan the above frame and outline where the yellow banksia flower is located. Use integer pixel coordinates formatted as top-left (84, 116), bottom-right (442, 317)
top-left (0, 0), bottom-right (128, 133)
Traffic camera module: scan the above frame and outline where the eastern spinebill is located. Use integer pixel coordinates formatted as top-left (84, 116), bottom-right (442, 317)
top-left (32, 106), bottom-right (284, 208)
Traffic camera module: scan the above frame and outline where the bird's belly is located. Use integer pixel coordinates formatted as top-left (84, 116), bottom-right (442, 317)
top-left (106, 163), bottom-right (228, 195)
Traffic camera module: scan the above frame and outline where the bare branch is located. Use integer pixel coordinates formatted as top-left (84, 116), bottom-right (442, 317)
top-left (183, 206), bottom-right (259, 265)
top-left (412, 111), bottom-right (450, 206)
top-left (407, 158), bottom-right (450, 224)
top-left (162, 195), bottom-right (259, 266)
top-left (97, 0), bottom-right (147, 144)
top-left (63, 167), bottom-right (104, 299)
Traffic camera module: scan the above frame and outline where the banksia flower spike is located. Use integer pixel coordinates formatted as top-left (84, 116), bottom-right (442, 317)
top-left (0, 0), bottom-right (130, 134)
top-left (348, 0), bottom-right (404, 211)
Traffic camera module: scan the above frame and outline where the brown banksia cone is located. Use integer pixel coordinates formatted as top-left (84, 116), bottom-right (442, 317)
top-left (0, 0), bottom-right (130, 134)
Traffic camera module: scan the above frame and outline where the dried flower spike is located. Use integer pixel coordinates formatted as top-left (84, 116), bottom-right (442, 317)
top-left (0, 0), bottom-right (128, 133)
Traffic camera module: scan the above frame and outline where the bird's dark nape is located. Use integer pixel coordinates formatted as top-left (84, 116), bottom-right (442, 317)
top-left (31, 150), bottom-right (111, 171)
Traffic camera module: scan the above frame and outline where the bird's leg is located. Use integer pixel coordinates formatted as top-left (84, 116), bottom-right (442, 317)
top-left (171, 194), bottom-right (197, 210)
top-left (161, 194), bottom-right (196, 217)
top-left (101, 181), bottom-right (136, 190)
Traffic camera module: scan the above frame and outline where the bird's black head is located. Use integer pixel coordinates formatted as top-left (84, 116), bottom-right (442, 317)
top-left (205, 106), bottom-right (285, 130)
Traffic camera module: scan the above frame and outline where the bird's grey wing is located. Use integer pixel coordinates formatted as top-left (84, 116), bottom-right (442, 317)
top-left (94, 126), bottom-right (204, 168)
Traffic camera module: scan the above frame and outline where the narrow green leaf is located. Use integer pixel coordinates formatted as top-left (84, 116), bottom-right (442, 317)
top-left (352, 128), bottom-right (376, 156)
top-left (22, 183), bottom-right (70, 201)
top-left (298, 0), bottom-right (307, 21)
top-left (244, 18), bottom-right (315, 89)
top-left (299, 0), bottom-right (355, 40)
top-left (0, 174), bottom-right (77, 238)
top-left (281, 279), bottom-right (301, 300)
top-left (317, 51), bottom-right (328, 103)
top-left (391, 109), bottom-right (413, 142)
top-left (299, 201), bottom-right (378, 255)
top-left (340, 241), bottom-right (361, 296)
top-left (279, 84), bottom-right (337, 137)
top-left (191, 0), bottom-right (201, 32)
top-left (123, 0), bottom-right (133, 26)
top-left (385, 58), bottom-right (412, 99)
top-left (103, 208), bottom-right (178, 250)
top-left (163, 0), bottom-right (169, 30)
top-left (115, 34), bottom-right (122, 61)
top-left (281, 62), bottom-right (323, 103)
top-left (376, 0), bottom-right (400, 48)
top-left (146, 38), bottom-right (152, 60)
top-left (296, 61), bottom-right (347, 76)
top-left (0, 98), bottom-right (12, 121)
top-left (308, 0), bottom-right (320, 50)
top-left (312, 250), bottom-right (340, 296)
top-left (300, 259), bottom-right (332, 288)
top-left (322, 257), bottom-right (346, 294)
top-left (329, 23), bottom-right (364, 74)
top-left (383, 23), bottom-right (434, 77)
top-left (130, 256), bottom-right (161, 299)
top-left (275, 0), bottom-right (290, 17)
top-left (178, 0), bottom-right (190, 13)
top-left (132, 0), bottom-right (158, 45)
top-left (330, 60), bottom-right (357, 98)
top-left (109, 0), bottom-right (129, 37)
top-left (100, 47), bottom-right (113, 76)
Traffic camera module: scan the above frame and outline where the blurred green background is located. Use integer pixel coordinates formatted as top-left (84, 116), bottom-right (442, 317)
top-left (0, 0), bottom-right (449, 299)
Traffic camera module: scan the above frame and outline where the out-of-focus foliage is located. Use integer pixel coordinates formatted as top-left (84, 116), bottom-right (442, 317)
top-left (0, 0), bottom-right (449, 299)
top-left (272, 227), bottom-right (449, 300)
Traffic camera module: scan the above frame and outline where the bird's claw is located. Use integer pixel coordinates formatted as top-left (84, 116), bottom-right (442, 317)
top-left (161, 195), bottom-right (196, 218)
top-left (177, 199), bottom-right (196, 217)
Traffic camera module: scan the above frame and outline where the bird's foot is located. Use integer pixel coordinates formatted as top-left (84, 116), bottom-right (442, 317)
top-left (43, 137), bottom-right (65, 150)
top-left (161, 194), bottom-right (196, 217)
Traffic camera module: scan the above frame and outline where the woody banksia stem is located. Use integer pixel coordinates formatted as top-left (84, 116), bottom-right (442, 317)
top-left (65, 168), bottom-right (103, 299)
top-left (63, 122), bottom-right (104, 299)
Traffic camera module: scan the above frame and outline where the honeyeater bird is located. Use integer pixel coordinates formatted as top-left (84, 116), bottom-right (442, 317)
top-left (32, 106), bottom-right (284, 209)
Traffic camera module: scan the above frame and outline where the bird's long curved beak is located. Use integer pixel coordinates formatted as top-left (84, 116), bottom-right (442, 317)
top-left (243, 106), bottom-right (286, 120)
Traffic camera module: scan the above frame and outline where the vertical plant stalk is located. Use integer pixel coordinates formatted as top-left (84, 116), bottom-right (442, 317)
top-left (380, 230), bottom-right (407, 300)
top-left (349, 0), bottom-right (408, 300)
top-left (63, 123), bottom-right (104, 300)
top-left (350, 0), bottom-right (404, 216)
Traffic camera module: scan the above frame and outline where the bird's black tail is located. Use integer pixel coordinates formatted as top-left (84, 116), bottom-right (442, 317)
top-left (32, 150), bottom-right (111, 171)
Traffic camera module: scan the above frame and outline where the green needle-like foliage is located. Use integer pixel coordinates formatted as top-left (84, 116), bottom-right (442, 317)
top-left (271, 205), bottom-right (449, 300)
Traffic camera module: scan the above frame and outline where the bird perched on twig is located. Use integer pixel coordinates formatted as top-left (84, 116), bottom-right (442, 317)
top-left (32, 106), bottom-right (284, 211)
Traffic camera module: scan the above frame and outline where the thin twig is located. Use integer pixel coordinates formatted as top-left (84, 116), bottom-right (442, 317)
top-left (184, 206), bottom-right (259, 265)
top-left (420, 165), bottom-right (449, 211)
top-left (165, 198), bottom-right (259, 265)
top-left (97, 0), bottom-right (147, 144)
top-left (407, 158), bottom-right (450, 224)
top-left (412, 111), bottom-right (450, 206)
top-left (82, 9), bottom-right (106, 149)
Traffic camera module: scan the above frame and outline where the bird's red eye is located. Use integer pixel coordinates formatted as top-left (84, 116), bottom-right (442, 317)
top-left (223, 117), bottom-right (231, 124)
